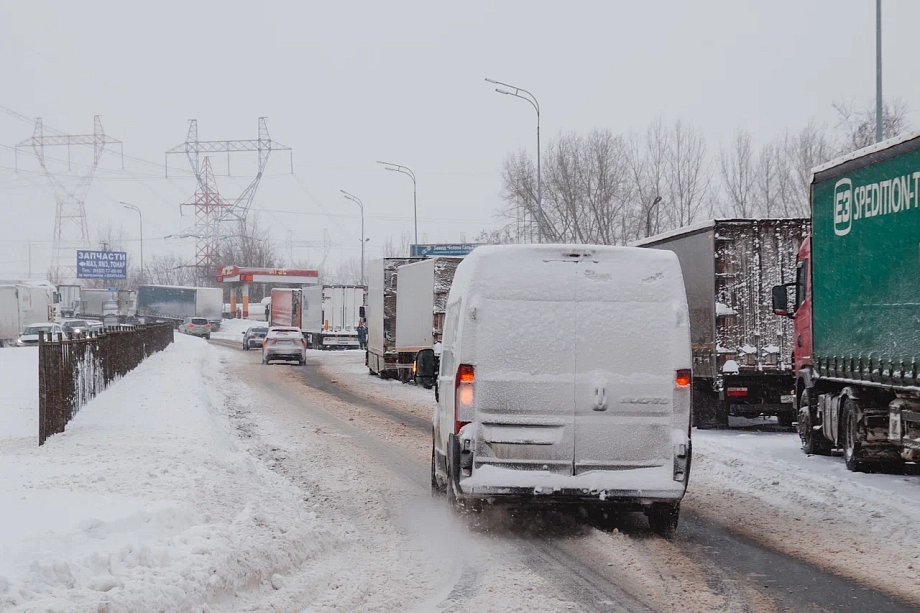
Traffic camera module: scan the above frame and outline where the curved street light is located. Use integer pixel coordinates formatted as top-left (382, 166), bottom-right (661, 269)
top-left (485, 77), bottom-right (542, 243)
top-left (376, 161), bottom-right (417, 248)
top-left (340, 190), bottom-right (365, 284)
top-left (119, 201), bottom-right (143, 283)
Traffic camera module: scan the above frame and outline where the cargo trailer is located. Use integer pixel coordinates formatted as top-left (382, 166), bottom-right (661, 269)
top-left (366, 257), bottom-right (421, 377)
top-left (773, 132), bottom-right (920, 470)
top-left (635, 219), bottom-right (809, 427)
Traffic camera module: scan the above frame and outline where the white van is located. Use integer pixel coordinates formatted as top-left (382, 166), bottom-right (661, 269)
top-left (430, 244), bottom-right (692, 534)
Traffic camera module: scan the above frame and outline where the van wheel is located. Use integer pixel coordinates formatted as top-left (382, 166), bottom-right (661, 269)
top-left (799, 389), bottom-right (831, 456)
top-left (648, 503), bottom-right (679, 537)
top-left (843, 397), bottom-right (866, 472)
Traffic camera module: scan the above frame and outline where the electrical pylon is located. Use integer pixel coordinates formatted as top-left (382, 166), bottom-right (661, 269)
top-left (16, 116), bottom-right (123, 281)
top-left (166, 118), bottom-right (292, 279)
top-left (180, 156), bottom-right (229, 281)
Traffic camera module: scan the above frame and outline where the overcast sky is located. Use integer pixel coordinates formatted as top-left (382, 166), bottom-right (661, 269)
top-left (1, 0), bottom-right (917, 279)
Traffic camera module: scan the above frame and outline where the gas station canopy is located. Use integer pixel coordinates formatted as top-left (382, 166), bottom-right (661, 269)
top-left (217, 266), bottom-right (319, 285)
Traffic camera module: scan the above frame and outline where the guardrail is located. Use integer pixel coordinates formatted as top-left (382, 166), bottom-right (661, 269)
top-left (37, 323), bottom-right (174, 445)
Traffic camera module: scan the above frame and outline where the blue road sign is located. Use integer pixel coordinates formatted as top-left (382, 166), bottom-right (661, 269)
top-left (76, 250), bottom-right (127, 280)
top-left (409, 244), bottom-right (478, 257)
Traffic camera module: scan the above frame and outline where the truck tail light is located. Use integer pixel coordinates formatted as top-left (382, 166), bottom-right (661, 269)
top-left (676, 369), bottom-right (691, 387)
top-left (727, 387), bottom-right (748, 397)
top-left (455, 364), bottom-right (475, 433)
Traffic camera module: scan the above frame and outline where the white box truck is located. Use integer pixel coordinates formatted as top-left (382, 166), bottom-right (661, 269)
top-left (395, 258), bottom-right (461, 381)
top-left (367, 257), bottom-right (421, 377)
top-left (303, 285), bottom-right (365, 350)
top-left (0, 284), bottom-right (54, 346)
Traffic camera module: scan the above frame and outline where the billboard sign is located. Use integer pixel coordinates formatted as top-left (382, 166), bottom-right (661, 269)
top-left (76, 250), bottom-right (127, 280)
top-left (409, 243), bottom-right (478, 258)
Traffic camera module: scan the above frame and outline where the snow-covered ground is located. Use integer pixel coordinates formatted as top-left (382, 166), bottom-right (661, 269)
top-left (209, 317), bottom-right (263, 343)
top-left (0, 346), bottom-right (39, 443)
top-left (309, 350), bottom-right (920, 606)
top-left (0, 335), bottom-right (336, 611)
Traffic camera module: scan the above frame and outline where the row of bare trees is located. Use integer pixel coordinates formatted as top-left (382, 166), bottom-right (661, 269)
top-left (489, 99), bottom-right (910, 245)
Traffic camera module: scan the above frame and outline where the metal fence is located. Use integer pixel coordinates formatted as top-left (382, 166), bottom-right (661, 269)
top-left (38, 323), bottom-right (174, 445)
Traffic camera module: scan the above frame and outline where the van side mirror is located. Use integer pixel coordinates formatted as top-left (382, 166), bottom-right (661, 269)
top-left (772, 284), bottom-right (790, 317)
top-left (414, 348), bottom-right (438, 392)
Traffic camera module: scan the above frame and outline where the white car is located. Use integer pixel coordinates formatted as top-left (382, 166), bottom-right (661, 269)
top-left (179, 317), bottom-right (211, 340)
top-left (262, 327), bottom-right (306, 365)
top-left (430, 245), bottom-right (692, 536)
top-left (17, 322), bottom-right (64, 346)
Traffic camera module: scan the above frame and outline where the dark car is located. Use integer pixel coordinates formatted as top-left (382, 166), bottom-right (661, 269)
top-left (242, 326), bottom-right (269, 350)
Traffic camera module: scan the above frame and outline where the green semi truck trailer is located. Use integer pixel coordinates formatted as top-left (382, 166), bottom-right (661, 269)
top-left (772, 132), bottom-right (920, 471)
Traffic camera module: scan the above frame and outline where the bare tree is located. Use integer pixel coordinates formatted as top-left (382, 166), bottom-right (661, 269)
top-left (754, 142), bottom-right (780, 217)
top-left (834, 98), bottom-right (911, 152)
top-left (775, 121), bottom-right (836, 217)
top-left (380, 230), bottom-right (413, 258)
top-left (719, 130), bottom-right (757, 217)
top-left (626, 117), bottom-right (670, 239)
top-left (665, 119), bottom-right (710, 228)
top-left (146, 253), bottom-right (198, 286)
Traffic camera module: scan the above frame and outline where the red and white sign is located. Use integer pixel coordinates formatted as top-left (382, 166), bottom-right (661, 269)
top-left (216, 266), bottom-right (319, 285)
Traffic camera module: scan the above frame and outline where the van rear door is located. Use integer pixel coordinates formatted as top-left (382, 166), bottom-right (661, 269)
top-left (573, 252), bottom-right (675, 474)
top-left (472, 259), bottom-right (577, 477)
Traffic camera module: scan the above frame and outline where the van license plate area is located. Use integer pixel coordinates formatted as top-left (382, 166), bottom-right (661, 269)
top-left (780, 395), bottom-right (795, 404)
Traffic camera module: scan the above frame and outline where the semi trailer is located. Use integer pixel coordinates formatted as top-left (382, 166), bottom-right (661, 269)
top-left (773, 133), bottom-right (920, 470)
top-left (635, 219), bottom-right (809, 427)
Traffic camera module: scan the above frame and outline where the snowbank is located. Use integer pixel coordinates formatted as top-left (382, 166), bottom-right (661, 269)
top-left (0, 346), bottom-right (38, 443)
top-left (0, 335), bottom-right (337, 611)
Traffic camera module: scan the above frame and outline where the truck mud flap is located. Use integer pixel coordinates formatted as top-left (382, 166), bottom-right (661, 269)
top-left (447, 433), bottom-right (462, 492)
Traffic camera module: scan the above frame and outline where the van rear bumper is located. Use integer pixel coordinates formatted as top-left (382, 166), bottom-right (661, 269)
top-left (459, 485), bottom-right (684, 507)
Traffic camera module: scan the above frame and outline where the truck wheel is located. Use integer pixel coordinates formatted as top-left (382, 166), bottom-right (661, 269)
top-left (799, 389), bottom-right (832, 455)
top-left (843, 397), bottom-right (866, 472)
top-left (648, 502), bottom-right (680, 537)
top-left (777, 412), bottom-right (794, 428)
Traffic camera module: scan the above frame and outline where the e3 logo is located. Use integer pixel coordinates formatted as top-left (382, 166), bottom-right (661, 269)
top-left (834, 178), bottom-right (853, 237)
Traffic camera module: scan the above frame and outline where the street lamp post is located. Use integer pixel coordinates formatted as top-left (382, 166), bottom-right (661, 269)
top-left (340, 190), bottom-right (365, 284)
top-left (485, 77), bottom-right (542, 243)
top-left (876, 0), bottom-right (883, 144)
top-left (119, 201), bottom-right (144, 283)
top-left (376, 161), bottom-right (417, 248)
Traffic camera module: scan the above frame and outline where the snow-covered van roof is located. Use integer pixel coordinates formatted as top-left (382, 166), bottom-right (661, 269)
top-left (448, 243), bottom-right (684, 305)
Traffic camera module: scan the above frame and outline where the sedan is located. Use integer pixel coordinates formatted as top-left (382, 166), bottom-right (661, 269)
top-left (17, 322), bottom-right (64, 346)
top-left (242, 326), bottom-right (268, 350)
top-left (262, 327), bottom-right (306, 365)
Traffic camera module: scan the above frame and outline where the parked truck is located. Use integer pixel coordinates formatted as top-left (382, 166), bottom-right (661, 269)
top-left (772, 133), bottom-right (920, 471)
top-left (56, 284), bottom-right (81, 318)
top-left (137, 285), bottom-right (223, 328)
top-left (366, 257), bottom-right (421, 378)
top-left (302, 285), bottom-right (365, 349)
top-left (270, 288), bottom-right (303, 329)
top-left (0, 283), bottom-right (54, 346)
top-left (394, 257), bottom-right (461, 383)
top-left (635, 219), bottom-right (809, 428)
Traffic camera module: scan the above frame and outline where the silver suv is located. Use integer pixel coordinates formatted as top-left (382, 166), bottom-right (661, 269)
top-left (180, 317), bottom-right (211, 340)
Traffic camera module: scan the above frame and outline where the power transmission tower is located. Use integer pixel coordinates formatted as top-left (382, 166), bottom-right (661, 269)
top-left (180, 156), bottom-right (230, 282)
top-left (166, 119), bottom-right (292, 264)
top-left (16, 116), bottom-right (123, 281)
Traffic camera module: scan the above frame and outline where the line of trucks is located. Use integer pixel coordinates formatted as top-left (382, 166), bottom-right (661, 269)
top-left (365, 132), bottom-right (920, 472)
top-left (269, 285), bottom-right (366, 349)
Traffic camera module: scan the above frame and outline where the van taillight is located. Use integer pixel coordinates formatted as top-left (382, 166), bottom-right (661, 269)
top-left (455, 364), bottom-right (475, 433)
top-left (676, 369), bottom-right (692, 387)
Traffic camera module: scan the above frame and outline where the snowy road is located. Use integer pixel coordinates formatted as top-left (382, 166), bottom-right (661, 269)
top-left (213, 341), bottom-right (920, 612)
